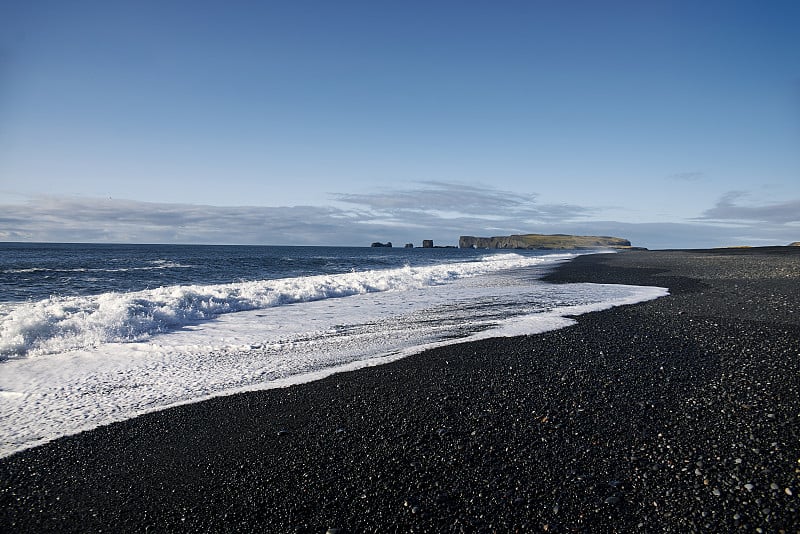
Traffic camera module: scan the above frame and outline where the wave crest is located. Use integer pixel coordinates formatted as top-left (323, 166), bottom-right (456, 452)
top-left (1, 253), bottom-right (567, 358)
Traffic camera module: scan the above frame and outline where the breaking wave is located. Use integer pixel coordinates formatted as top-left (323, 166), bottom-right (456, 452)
top-left (1, 253), bottom-right (571, 359)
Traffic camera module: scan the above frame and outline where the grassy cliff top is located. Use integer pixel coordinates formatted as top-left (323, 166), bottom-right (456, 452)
top-left (459, 234), bottom-right (633, 249)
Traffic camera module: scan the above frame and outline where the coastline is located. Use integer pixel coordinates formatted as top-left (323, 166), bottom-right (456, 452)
top-left (2, 248), bottom-right (799, 532)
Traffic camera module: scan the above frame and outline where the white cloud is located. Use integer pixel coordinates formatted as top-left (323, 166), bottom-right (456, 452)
top-left (0, 196), bottom-right (356, 245)
top-left (666, 171), bottom-right (706, 182)
top-left (333, 181), bottom-right (595, 222)
top-left (1, 186), bottom-right (798, 249)
top-left (696, 192), bottom-right (800, 224)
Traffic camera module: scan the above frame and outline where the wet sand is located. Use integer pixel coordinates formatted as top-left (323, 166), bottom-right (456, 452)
top-left (2, 247), bottom-right (799, 532)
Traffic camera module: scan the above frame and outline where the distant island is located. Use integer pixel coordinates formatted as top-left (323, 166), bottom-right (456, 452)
top-left (459, 233), bottom-right (635, 250)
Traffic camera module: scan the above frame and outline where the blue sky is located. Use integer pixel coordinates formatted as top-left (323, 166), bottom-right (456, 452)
top-left (1, 0), bottom-right (798, 248)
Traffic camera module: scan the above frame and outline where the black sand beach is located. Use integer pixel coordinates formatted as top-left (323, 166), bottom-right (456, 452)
top-left (2, 248), bottom-right (799, 533)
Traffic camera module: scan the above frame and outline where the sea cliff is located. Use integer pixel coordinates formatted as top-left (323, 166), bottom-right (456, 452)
top-left (459, 233), bottom-right (633, 249)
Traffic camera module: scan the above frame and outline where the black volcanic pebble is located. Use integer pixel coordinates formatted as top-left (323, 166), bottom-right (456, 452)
top-left (2, 247), bottom-right (799, 532)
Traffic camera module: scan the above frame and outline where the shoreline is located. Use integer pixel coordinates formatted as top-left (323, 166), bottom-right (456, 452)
top-left (2, 248), bottom-right (799, 532)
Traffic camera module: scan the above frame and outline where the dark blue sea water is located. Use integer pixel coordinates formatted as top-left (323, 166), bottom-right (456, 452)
top-left (0, 242), bottom-right (496, 303)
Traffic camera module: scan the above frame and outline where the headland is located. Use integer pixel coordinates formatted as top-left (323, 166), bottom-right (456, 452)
top-left (459, 233), bottom-right (634, 249)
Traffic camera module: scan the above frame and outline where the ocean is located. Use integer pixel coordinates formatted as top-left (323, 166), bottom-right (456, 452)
top-left (0, 243), bottom-right (667, 457)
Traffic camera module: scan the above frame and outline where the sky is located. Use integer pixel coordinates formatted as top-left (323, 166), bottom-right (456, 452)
top-left (1, 1), bottom-right (798, 249)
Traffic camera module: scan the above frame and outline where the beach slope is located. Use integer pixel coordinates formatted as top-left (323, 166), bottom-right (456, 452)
top-left (1, 248), bottom-right (799, 532)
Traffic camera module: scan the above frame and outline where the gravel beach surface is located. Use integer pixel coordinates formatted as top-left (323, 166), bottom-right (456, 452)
top-left (2, 248), bottom-right (799, 533)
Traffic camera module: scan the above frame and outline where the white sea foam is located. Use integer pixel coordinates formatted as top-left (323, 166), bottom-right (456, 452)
top-left (0, 253), bottom-right (570, 359)
top-left (0, 253), bottom-right (668, 458)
